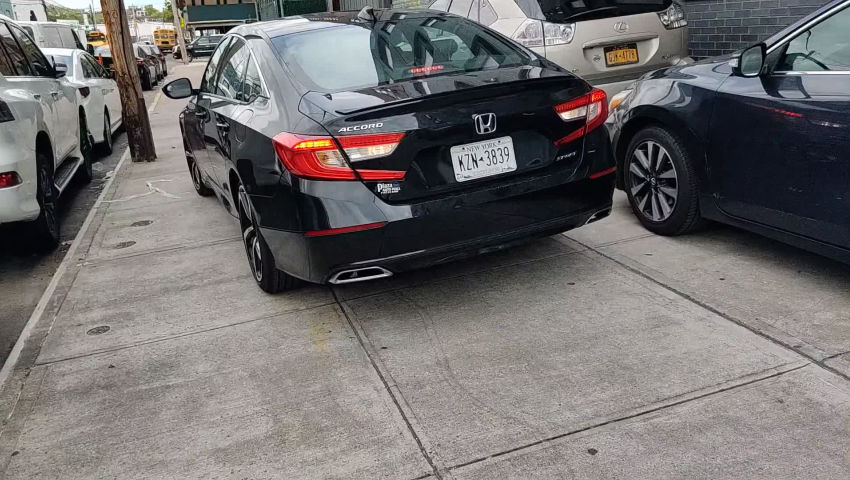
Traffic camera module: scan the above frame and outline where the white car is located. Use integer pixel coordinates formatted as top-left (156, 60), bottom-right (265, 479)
top-left (0, 16), bottom-right (92, 249)
top-left (42, 47), bottom-right (122, 154)
top-left (15, 21), bottom-right (85, 50)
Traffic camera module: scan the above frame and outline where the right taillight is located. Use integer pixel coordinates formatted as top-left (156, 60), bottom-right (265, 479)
top-left (512, 19), bottom-right (575, 48)
top-left (553, 89), bottom-right (608, 146)
top-left (0, 172), bottom-right (21, 188)
top-left (658, 2), bottom-right (687, 29)
top-left (273, 132), bottom-right (405, 181)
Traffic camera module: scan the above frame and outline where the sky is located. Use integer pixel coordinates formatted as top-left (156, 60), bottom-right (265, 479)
top-left (52, 0), bottom-right (158, 10)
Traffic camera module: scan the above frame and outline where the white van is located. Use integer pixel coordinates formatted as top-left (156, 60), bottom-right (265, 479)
top-left (15, 21), bottom-right (85, 50)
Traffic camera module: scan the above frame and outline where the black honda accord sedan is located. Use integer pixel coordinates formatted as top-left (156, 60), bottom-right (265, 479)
top-left (607, 0), bottom-right (850, 264)
top-left (163, 9), bottom-right (616, 292)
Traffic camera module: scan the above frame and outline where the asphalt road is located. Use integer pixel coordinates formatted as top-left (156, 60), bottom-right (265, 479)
top-left (0, 64), bottom-right (171, 366)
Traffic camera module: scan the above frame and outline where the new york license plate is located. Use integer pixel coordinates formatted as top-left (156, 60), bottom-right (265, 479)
top-left (604, 44), bottom-right (639, 67)
top-left (450, 136), bottom-right (517, 182)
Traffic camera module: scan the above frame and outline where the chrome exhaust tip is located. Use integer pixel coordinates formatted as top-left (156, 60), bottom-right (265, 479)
top-left (328, 266), bottom-right (393, 285)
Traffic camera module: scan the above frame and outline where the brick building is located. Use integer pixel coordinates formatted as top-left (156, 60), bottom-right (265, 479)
top-left (682, 0), bottom-right (829, 58)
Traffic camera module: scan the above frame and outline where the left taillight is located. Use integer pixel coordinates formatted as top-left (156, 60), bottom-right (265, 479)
top-left (273, 132), bottom-right (406, 181)
top-left (0, 172), bottom-right (21, 188)
top-left (553, 89), bottom-right (608, 146)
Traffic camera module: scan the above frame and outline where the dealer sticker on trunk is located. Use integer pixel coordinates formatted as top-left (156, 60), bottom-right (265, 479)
top-left (451, 136), bottom-right (517, 183)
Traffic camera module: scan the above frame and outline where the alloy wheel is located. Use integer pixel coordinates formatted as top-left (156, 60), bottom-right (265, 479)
top-left (39, 164), bottom-right (58, 238)
top-left (238, 187), bottom-right (263, 283)
top-left (190, 161), bottom-right (202, 190)
top-left (629, 140), bottom-right (679, 222)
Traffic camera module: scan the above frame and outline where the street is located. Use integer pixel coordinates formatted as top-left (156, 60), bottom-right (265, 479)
top-left (0, 59), bottom-right (849, 478)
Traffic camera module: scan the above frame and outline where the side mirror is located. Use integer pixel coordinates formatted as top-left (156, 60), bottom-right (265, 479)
top-left (163, 77), bottom-right (196, 99)
top-left (732, 44), bottom-right (765, 78)
top-left (54, 63), bottom-right (68, 78)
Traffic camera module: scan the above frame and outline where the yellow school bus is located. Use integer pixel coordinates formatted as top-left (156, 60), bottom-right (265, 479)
top-left (86, 31), bottom-right (108, 49)
top-left (154, 28), bottom-right (177, 52)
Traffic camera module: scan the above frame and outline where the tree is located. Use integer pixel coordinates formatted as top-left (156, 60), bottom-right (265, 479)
top-left (162, 0), bottom-right (174, 22)
top-left (143, 4), bottom-right (160, 20)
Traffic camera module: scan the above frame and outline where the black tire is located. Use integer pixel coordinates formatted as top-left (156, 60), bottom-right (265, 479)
top-left (78, 115), bottom-right (94, 184)
top-left (237, 184), bottom-right (300, 293)
top-left (141, 71), bottom-right (152, 90)
top-left (100, 110), bottom-right (113, 156)
top-left (29, 155), bottom-right (60, 251)
top-left (188, 158), bottom-right (213, 197)
top-left (624, 126), bottom-right (704, 236)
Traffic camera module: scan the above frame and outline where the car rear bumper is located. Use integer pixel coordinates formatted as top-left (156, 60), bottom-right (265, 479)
top-left (0, 145), bottom-right (39, 224)
top-left (260, 173), bottom-right (615, 284)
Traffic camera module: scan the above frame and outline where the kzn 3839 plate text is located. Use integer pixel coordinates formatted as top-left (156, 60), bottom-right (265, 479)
top-left (451, 136), bottom-right (517, 182)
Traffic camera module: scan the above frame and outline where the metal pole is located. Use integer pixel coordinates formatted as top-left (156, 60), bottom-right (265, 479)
top-left (171, 0), bottom-right (188, 64)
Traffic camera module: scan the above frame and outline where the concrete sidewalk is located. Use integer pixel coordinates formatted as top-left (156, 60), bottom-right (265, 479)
top-left (2, 60), bottom-right (850, 479)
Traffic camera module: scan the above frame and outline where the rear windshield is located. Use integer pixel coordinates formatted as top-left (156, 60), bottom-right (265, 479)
top-left (516, 0), bottom-right (672, 23)
top-left (49, 54), bottom-right (73, 68)
top-left (271, 14), bottom-right (533, 92)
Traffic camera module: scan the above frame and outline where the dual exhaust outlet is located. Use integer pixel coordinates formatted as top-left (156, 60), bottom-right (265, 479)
top-left (328, 266), bottom-right (393, 285)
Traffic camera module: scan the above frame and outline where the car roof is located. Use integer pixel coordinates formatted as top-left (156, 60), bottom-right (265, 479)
top-left (41, 47), bottom-right (78, 57)
top-left (228, 9), bottom-right (440, 38)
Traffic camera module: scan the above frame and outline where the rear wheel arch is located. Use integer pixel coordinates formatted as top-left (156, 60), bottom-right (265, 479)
top-left (616, 109), bottom-right (706, 190)
top-left (35, 132), bottom-right (54, 172)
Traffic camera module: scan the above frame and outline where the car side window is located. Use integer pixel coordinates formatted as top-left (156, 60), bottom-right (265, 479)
top-left (243, 55), bottom-right (266, 102)
top-left (58, 28), bottom-right (77, 48)
top-left (9, 24), bottom-right (52, 76)
top-left (200, 37), bottom-right (232, 94)
top-left (81, 55), bottom-right (98, 78)
top-left (777, 7), bottom-right (850, 72)
top-left (215, 39), bottom-right (249, 100)
top-left (448, 0), bottom-right (474, 17)
top-left (477, 0), bottom-right (498, 25)
top-left (0, 23), bottom-right (31, 76)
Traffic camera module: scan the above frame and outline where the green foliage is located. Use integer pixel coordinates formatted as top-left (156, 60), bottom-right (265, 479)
top-left (46, 4), bottom-right (85, 23)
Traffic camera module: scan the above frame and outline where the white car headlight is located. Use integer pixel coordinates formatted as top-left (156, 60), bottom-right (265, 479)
top-left (609, 88), bottom-right (634, 111)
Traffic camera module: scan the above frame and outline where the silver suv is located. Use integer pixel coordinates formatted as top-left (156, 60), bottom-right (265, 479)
top-left (428, 0), bottom-right (692, 96)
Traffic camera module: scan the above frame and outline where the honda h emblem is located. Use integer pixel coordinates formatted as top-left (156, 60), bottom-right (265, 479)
top-left (473, 113), bottom-right (497, 135)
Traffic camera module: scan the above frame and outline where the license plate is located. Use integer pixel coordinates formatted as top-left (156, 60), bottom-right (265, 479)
top-left (451, 136), bottom-right (517, 182)
top-left (604, 44), bottom-right (639, 67)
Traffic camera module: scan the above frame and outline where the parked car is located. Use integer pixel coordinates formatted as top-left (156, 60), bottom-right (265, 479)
top-left (607, 0), bottom-right (850, 263)
top-left (16, 21), bottom-right (85, 50)
top-left (42, 48), bottom-right (123, 155)
top-left (148, 44), bottom-right (167, 77)
top-left (132, 43), bottom-right (158, 89)
top-left (427, 0), bottom-right (692, 96)
top-left (163, 9), bottom-right (616, 292)
top-left (184, 34), bottom-right (223, 59)
top-left (0, 16), bottom-right (93, 249)
top-left (135, 43), bottom-right (163, 82)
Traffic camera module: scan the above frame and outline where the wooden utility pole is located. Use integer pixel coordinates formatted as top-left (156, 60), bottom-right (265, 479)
top-left (171, 0), bottom-right (188, 65)
top-left (101, 0), bottom-right (156, 162)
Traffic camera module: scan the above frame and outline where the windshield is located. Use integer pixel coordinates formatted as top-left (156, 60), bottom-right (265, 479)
top-left (515, 0), bottom-right (671, 23)
top-left (93, 45), bottom-right (111, 57)
top-left (271, 14), bottom-right (533, 93)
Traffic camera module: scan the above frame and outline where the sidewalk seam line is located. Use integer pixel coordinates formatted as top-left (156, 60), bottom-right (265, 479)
top-left (332, 289), bottom-right (445, 480)
top-left (447, 362), bottom-right (808, 473)
top-left (574, 238), bottom-right (850, 382)
top-left (33, 301), bottom-right (339, 366)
